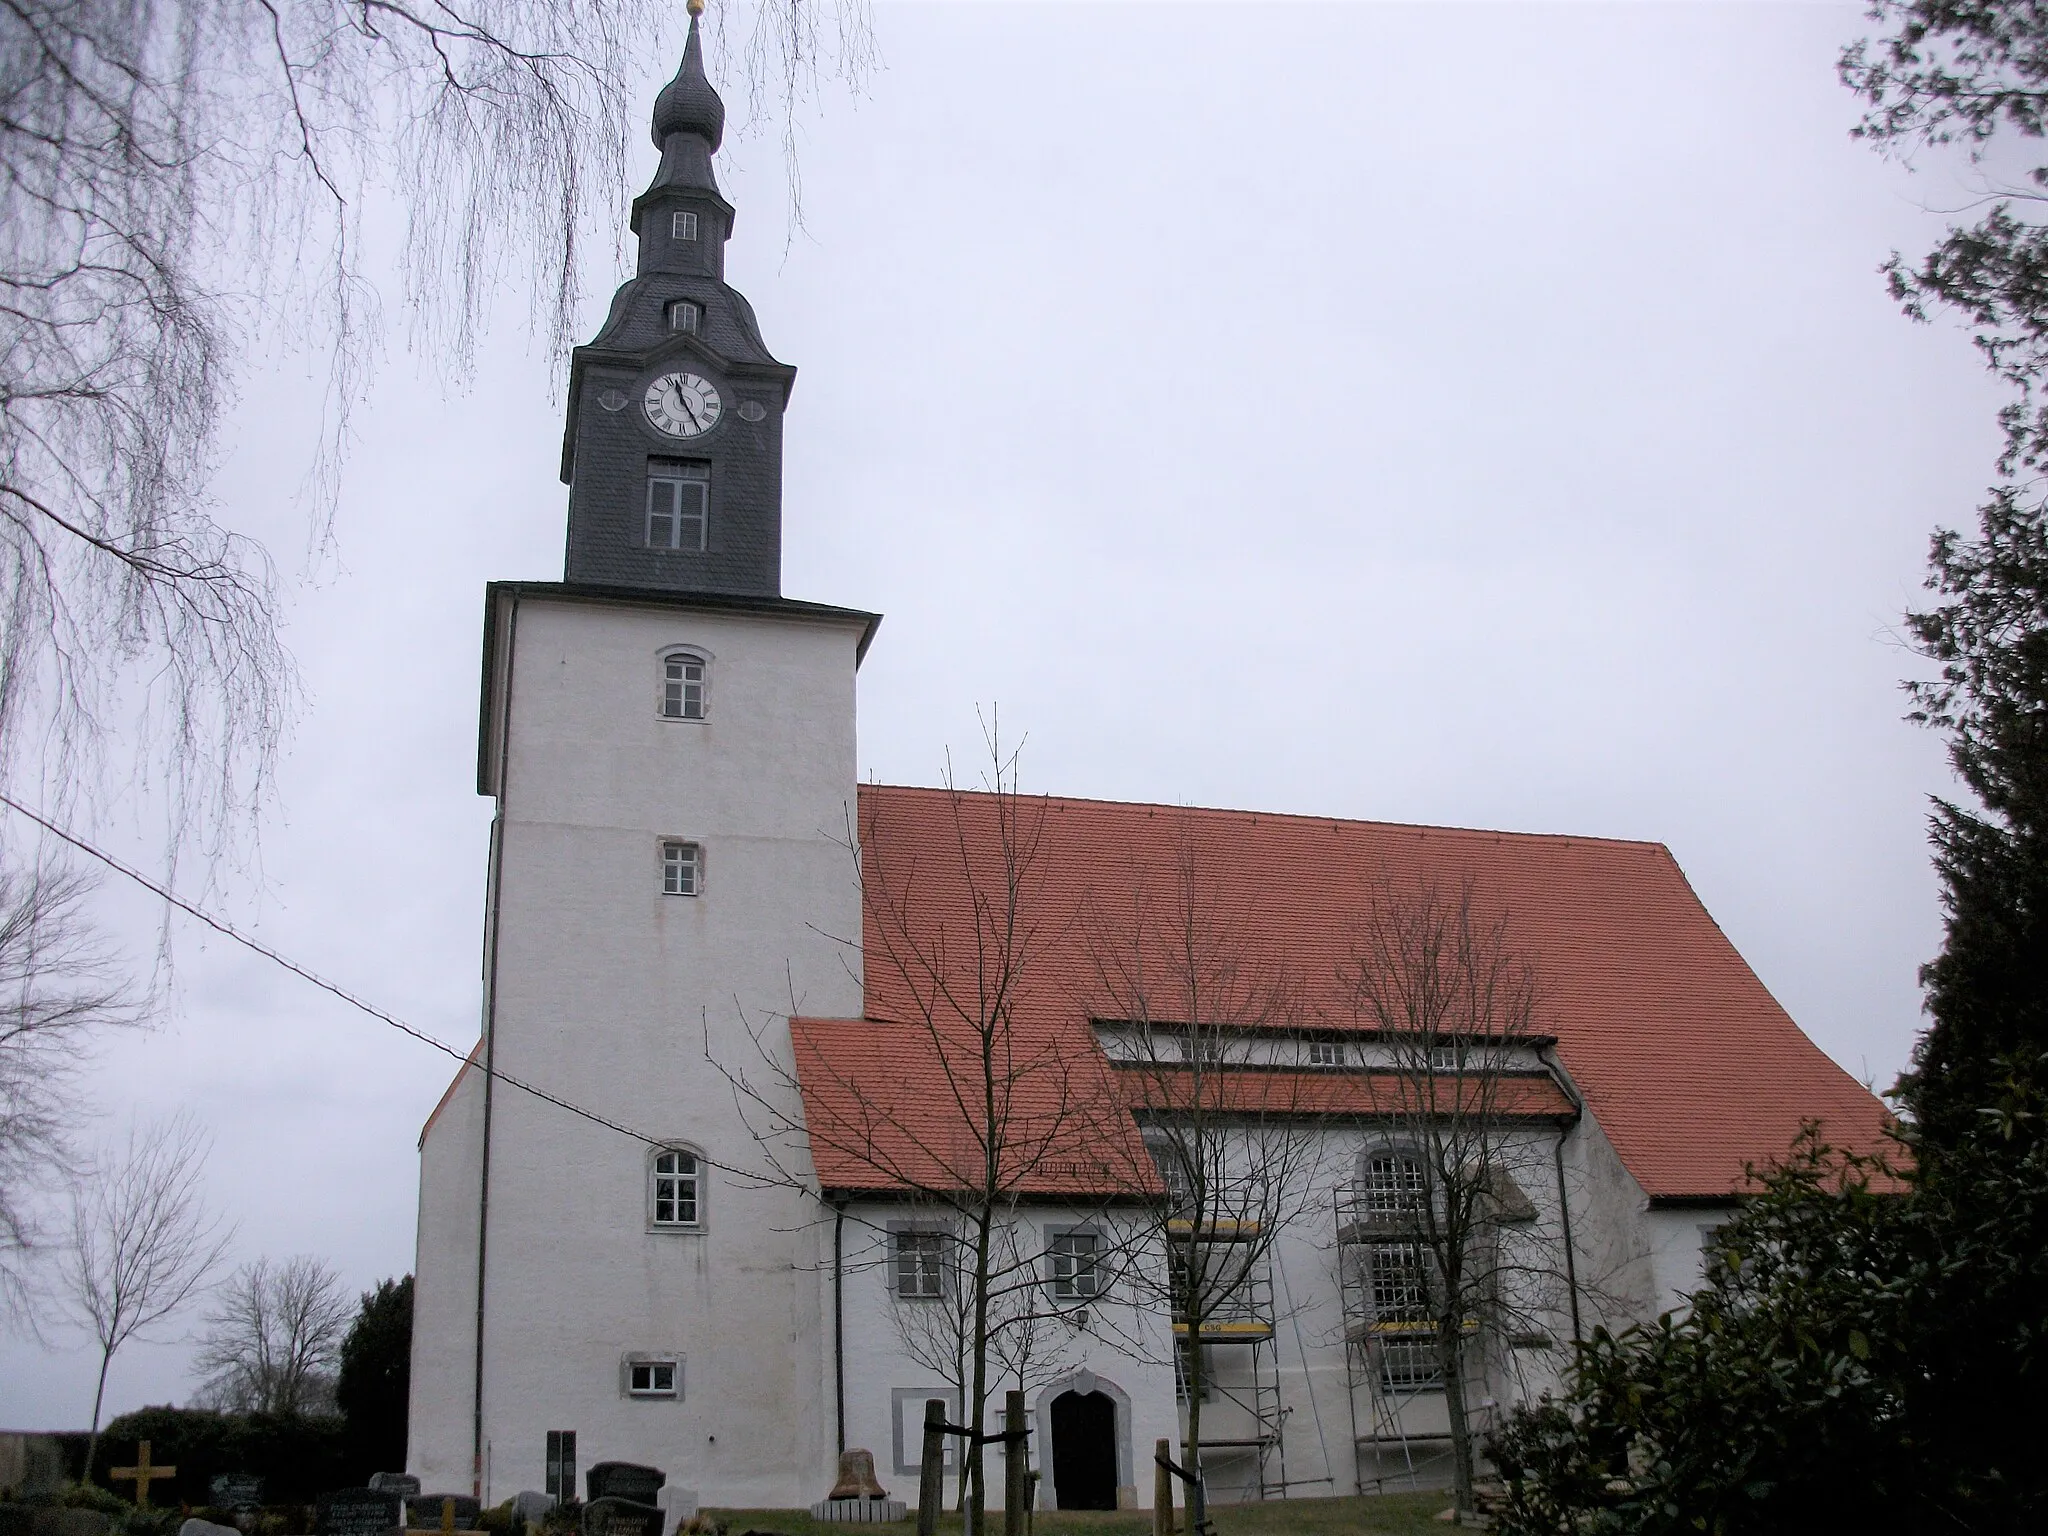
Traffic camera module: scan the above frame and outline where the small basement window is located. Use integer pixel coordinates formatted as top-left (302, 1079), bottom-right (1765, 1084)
top-left (672, 211), bottom-right (699, 240)
top-left (626, 1358), bottom-right (679, 1397)
top-left (661, 841), bottom-right (702, 896)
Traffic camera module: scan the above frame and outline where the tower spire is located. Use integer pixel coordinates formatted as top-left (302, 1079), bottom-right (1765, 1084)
top-left (655, 4), bottom-right (729, 169)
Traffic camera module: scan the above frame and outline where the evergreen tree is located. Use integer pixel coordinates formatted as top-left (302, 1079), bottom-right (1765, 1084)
top-left (335, 1276), bottom-right (413, 1478)
top-left (1843, 0), bottom-right (2048, 1144)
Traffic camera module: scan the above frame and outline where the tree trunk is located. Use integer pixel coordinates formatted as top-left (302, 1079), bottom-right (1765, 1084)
top-left (1178, 1229), bottom-right (1206, 1533)
top-left (1439, 1316), bottom-right (1474, 1519)
top-left (84, 1344), bottom-right (114, 1482)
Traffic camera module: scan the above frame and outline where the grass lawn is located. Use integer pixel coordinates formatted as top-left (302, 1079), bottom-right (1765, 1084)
top-left (702, 1494), bottom-right (1453, 1536)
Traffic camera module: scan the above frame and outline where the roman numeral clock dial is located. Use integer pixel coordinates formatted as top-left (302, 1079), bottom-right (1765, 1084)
top-left (644, 371), bottom-right (722, 437)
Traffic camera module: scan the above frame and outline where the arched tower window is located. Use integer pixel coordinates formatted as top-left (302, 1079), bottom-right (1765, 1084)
top-left (650, 1146), bottom-right (703, 1228)
top-left (660, 651), bottom-right (706, 719)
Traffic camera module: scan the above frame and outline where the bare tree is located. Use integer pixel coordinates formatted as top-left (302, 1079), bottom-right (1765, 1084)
top-left (1339, 880), bottom-right (1571, 1521)
top-left (722, 723), bottom-right (1137, 1535)
top-left (192, 1254), bottom-right (353, 1417)
top-left (0, 858), bottom-right (147, 1323)
top-left (1081, 822), bottom-right (1331, 1523)
top-left (0, 0), bottom-right (873, 863)
top-left (63, 1113), bottom-right (230, 1476)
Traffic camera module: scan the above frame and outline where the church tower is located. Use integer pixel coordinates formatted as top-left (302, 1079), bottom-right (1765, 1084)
top-left (408, 5), bottom-right (876, 1504)
top-left (560, 12), bottom-right (794, 597)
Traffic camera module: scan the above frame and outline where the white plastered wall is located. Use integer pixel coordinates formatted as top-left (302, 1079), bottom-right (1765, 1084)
top-left (410, 592), bottom-right (865, 1507)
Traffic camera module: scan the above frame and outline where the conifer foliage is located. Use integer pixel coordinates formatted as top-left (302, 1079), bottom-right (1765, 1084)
top-left (1488, 5), bottom-right (2048, 1530)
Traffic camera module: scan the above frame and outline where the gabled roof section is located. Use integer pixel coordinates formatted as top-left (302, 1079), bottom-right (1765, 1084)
top-left (817, 785), bottom-right (1893, 1203)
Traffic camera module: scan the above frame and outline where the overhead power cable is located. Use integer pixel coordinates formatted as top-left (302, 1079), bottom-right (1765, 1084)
top-left (0, 790), bottom-right (665, 1151)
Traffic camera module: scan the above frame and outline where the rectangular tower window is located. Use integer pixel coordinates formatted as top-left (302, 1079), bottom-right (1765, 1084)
top-left (672, 210), bottom-right (699, 240)
top-left (545, 1431), bottom-right (577, 1502)
top-left (667, 300), bottom-right (700, 334)
top-left (647, 460), bottom-right (709, 551)
top-left (661, 841), bottom-right (701, 896)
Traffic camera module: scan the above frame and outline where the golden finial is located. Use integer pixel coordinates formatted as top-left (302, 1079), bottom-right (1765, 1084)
top-left (687, 0), bottom-right (704, 14)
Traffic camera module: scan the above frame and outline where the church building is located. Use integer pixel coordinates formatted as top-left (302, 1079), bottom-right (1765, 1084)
top-left (407, 15), bottom-right (1893, 1513)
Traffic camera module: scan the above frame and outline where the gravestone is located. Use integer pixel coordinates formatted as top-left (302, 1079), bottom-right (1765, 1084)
top-left (404, 1497), bottom-right (479, 1533)
top-left (315, 1491), bottom-right (402, 1536)
top-left (367, 1477), bottom-right (420, 1500)
top-left (510, 1493), bottom-right (556, 1533)
top-left (583, 1467), bottom-right (663, 1506)
top-left (210, 1476), bottom-right (264, 1512)
top-left (579, 1501), bottom-right (662, 1536)
top-left (653, 1490), bottom-right (696, 1531)
top-left (184, 1520), bottom-right (240, 1536)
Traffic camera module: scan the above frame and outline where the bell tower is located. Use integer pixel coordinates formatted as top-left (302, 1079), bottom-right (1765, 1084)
top-left (560, 5), bottom-right (794, 596)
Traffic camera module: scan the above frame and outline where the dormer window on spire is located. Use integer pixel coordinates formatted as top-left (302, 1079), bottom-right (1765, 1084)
top-left (667, 300), bottom-right (701, 334)
top-left (672, 211), bottom-right (699, 241)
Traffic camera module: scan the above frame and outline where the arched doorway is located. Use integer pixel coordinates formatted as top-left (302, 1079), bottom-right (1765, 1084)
top-left (1049, 1390), bottom-right (1118, 1510)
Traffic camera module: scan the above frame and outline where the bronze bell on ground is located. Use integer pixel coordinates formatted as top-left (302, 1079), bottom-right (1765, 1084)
top-left (827, 1449), bottom-right (889, 1501)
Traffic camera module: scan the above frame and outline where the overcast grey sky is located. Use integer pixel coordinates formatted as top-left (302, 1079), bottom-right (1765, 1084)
top-left (2, 0), bottom-right (1997, 1425)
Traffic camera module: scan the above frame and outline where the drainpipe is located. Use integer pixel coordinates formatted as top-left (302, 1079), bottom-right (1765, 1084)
top-left (833, 1198), bottom-right (848, 1455)
top-left (473, 594), bottom-right (519, 1497)
top-left (1538, 1044), bottom-right (1584, 1346)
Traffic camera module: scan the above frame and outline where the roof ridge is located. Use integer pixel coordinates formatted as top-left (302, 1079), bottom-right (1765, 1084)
top-left (860, 781), bottom-right (1672, 855)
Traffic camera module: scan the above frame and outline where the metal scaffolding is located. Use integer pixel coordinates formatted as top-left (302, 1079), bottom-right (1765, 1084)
top-left (1169, 1217), bottom-right (1288, 1502)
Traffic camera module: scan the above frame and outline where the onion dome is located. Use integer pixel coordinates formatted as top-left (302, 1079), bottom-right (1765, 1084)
top-left (651, 9), bottom-right (725, 152)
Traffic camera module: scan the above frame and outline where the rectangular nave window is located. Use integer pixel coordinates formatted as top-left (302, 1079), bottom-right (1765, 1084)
top-left (1048, 1229), bottom-right (1101, 1299)
top-left (893, 1230), bottom-right (946, 1299)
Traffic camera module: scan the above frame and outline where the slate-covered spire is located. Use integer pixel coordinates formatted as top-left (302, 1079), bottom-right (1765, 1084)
top-left (643, 6), bottom-right (725, 204)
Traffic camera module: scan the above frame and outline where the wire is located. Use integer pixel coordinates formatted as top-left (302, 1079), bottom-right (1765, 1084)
top-left (0, 790), bottom-right (665, 1151)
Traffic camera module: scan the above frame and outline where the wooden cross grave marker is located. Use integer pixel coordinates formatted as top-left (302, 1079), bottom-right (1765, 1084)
top-left (110, 1441), bottom-right (177, 1510)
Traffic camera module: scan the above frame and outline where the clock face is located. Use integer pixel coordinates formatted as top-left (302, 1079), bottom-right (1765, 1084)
top-left (643, 371), bottom-right (723, 438)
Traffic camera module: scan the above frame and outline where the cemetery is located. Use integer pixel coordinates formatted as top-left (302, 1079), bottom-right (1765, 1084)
top-left (1, 1430), bottom-right (1460, 1536)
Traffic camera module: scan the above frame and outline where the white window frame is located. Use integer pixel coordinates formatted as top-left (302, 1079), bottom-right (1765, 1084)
top-left (1306, 1039), bottom-right (1342, 1068)
top-left (1045, 1227), bottom-right (1102, 1301)
top-left (661, 841), bottom-right (702, 897)
top-left (667, 299), bottom-right (701, 334)
top-left (623, 1355), bottom-right (681, 1398)
top-left (671, 210), bottom-right (699, 240)
top-left (647, 463), bottom-right (709, 551)
top-left (892, 1228), bottom-right (947, 1300)
top-left (650, 1146), bottom-right (703, 1228)
top-left (660, 652), bottom-right (707, 720)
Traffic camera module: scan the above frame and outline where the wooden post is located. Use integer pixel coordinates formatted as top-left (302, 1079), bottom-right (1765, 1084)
top-left (1153, 1441), bottom-right (1174, 1536)
top-left (1003, 1391), bottom-right (1028, 1536)
top-left (917, 1398), bottom-right (947, 1536)
top-left (441, 1500), bottom-right (458, 1536)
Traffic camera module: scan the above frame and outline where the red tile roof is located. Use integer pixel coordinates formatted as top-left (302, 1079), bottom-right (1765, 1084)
top-left (786, 785), bottom-right (1894, 1202)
